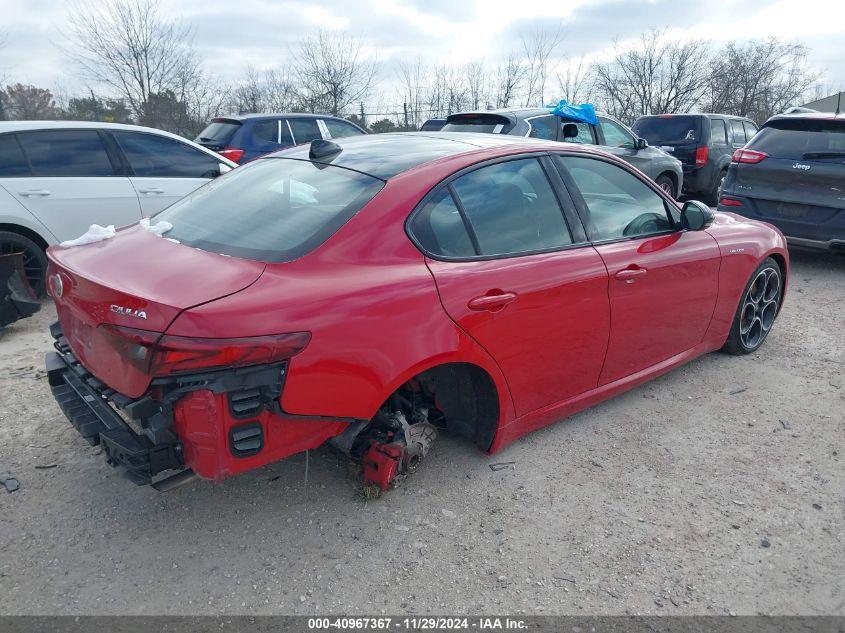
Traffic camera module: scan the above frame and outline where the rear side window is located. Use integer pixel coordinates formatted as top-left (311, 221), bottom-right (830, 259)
top-left (561, 121), bottom-right (595, 144)
top-left (156, 158), bottom-right (385, 262)
top-left (196, 120), bottom-right (241, 145)
top-left (17, 130), bottom-right (114, 177)
top-left (450, 158), bottom-right (573, 256)
top-left (633, 116), bottom-right (701, 145)
top-left (557, 156), bottom-right (674, 241)
top-left (252, 120), bottom-right (279, 144)
top-left (750, 119), bottom-right (845, 162)
top-left (114, 132), bottom-right (221, 178)
top-left (528, 116), bottom-right (557, 140)
top-left (730, 119), bottom-right (746, 144)
top-left (409, 189), bottom-right (475, 258)
top-left (323, 119), bottom-right (364, 139)
top-left (0, 135), bottom-right (30, 176)
top-left (288, 119), bottom-right (322, 145)
top-left (710, 119), bottom-right (728, 145)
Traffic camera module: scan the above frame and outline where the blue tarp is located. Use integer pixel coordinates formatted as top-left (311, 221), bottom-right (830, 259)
top-left (547, 99), bottom-right (598, 126)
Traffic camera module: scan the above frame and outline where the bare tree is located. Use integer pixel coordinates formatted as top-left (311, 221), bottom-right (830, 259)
top-left (521, 25), bottom-right (563, 107)
top-left (556, 56), bottom-right (595, 104)
top-left (465, 60), bottom-right (487, 110)
top-left (62, 0), bottom-right (200, 127)
top-left (230, 66), bottom-right (299, 114)
top-left (396, 58), bottom-right (428, 127)
top-left (705, 39), bottom-right (819, 122)
top-left (292, 30), bottom-right (376, 116)
top-left (592, 30), bottom-right (712, 124)
top-left (493, 53), bottom-right (524, 109)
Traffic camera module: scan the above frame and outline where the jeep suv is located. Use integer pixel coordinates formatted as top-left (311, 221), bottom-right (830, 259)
top-left (633, 114), bottom-right (759, 204)
top-left (718, 112), bottom-right (845, 251)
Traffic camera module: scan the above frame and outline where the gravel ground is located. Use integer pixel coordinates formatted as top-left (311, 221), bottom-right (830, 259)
top-left (0, 248), bottom-right (842, 616)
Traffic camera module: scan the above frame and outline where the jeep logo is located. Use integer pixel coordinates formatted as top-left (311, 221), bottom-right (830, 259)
top-left (110, 304), bottom-right (147, 320)
top-left (792, 163), bottom-right (811, 170)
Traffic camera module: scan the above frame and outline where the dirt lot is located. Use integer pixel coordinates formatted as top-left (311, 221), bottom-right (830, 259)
top-left (0, 248), bottom-right (842, 616)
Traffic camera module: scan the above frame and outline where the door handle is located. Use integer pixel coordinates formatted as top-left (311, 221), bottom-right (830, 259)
top-left (138, 188), bottom-right (164, 194)
top-left (614, 267), bottom-right (648, 283)
top-left (468, 291), bottom-right (517, 312)
top-left (18, 189), bottom-right (51, 197)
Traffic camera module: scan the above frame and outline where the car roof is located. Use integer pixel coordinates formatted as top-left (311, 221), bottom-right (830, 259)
top-left (214, 113), bottom-right (352, 122)
top-left (766, 111), bottom-right (845, 123)
top-left (636, 113), bottom-right (755, 122)
top-left (447, 107), bottom-right (612, 121)
top-left (262, 131), bottom-right (601, 180)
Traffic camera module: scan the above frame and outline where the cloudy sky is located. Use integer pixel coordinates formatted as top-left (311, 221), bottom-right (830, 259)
top-left (2, 0), bottom-right (843, 109)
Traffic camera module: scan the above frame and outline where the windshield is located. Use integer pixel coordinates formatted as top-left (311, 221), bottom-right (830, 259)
top-left (633, 116), bottom-right (702, 145)
top-left (751, 119), bottom-right (845, 162)
top-left (156, 158), bottom-right (385, 262)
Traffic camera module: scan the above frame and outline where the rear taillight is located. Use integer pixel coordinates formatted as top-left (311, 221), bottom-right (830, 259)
top-left (731, 148), bottom-right (767, 164)
top-left (218, 147), bottom-right (244, 163)
top-left (99, 325), bottom-right (310, 377)
top-left (719, 197), bottom-right (743, 207)
top-left (694, 146), bottom-right (709, 167)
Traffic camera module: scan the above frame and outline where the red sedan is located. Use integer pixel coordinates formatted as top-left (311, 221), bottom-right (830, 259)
top-left (44, 133), bottom-right (788, 491)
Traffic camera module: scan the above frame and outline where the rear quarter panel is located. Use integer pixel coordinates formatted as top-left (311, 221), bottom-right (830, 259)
top-left (703, 212), bottom-right (789, 347)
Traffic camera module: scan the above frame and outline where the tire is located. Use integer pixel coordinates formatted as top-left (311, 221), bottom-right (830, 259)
top-left (721, 257), bottom-right (783, 355)
top-left (706, 169), bottom-right (727, 206)
top-left (0, 230), bottom-right (48, 296)
top-left (655, 173), bottom-right (676, 199)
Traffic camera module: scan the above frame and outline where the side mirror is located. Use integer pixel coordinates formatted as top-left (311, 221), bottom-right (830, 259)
top-left (681, 200), bottom-right (715, 231)
top-left (562, 123), bottom-right (579, 140)
top-left (635, 137), bottom-right (649, 150)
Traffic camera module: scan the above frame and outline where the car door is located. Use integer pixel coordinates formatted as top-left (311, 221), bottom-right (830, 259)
top-left (409, 155), bottom-right (610, 417)
top-left (554, 154), bottom-right (721, 385)
top-left (111, 131), bottom-right (225, 215)
top-left (3, 129), bottom-right (140, 241)
top-left (597, 116), bottom-right (651, 172)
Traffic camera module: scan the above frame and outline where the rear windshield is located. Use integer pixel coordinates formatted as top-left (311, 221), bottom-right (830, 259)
top-left (156, 158), bottom-right (385, 262)
top-left (751, 119), bottom-right (845, 162)
top-left (195, 119), bottom-right (241, 145)
top-left (442, 114), bottom-right (512, 134)
top-left (633, 116), bottom-right (702, 145)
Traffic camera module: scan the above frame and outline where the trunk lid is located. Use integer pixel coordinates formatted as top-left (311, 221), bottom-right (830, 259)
top-left (47, 224), bottom-right (265, 397)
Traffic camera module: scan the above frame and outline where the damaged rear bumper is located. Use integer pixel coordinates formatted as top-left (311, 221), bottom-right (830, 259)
top-left (46, 322), bottom-right (184, 485)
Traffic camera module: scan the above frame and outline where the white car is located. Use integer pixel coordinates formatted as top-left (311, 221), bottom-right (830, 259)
top-left (0, 121), bottom-right (236, 294)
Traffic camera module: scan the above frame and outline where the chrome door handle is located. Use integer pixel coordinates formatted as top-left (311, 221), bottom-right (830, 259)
top-left (18, 189), bottom-right (51, 197)
top-left (138, 188), bottom-right (164, 194)
top-left (468, 291), bottom-right (517, 312)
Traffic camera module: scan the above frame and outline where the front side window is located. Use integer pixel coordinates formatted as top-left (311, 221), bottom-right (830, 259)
top-left (599, 118), bottom-right (635, 149)
top-left (0, 135), bottom-right (31, 177)
top-left (710, 119), bottom-right (728, 145)
top-left (743, 121), bottom-right (758, 141)
top-left (557, 156), bottom-right (674, 241)
top-left (730, 119), bottom-right (746, 144)
top-left (450, 158), bottom-right (573, 256)
top-left (17, 130), bottom-right (114, 177)
top-left (157, 158), bottom-right (384, 262)
top-left (409, 189), bottom-right (475, 258)
top-left (114, 132), bottom-right (221, 179)
top-left (323, 119), bottom-right (364, 139)
top-left (288, 118), bottom-right (322, 145)
top-left (527, 116), bottom-right (557, 140)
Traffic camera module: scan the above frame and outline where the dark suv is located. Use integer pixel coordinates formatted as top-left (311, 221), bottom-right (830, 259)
top-left (718, 112), bottom-right (845, 251)
top-left (195, 113), bottom-right (367, 163)
top-left (633, 114), bottom-right (759, 203)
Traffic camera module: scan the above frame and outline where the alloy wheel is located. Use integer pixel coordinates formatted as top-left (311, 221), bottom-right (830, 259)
top-left (739, 266), bottom-right (781, 350)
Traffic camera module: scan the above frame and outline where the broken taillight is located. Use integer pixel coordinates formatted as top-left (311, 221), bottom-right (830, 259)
top-left (99, 324), bottom-right (310, 377)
